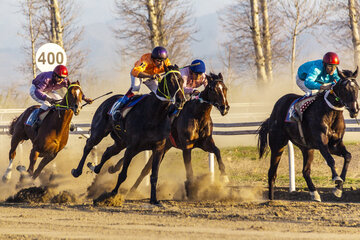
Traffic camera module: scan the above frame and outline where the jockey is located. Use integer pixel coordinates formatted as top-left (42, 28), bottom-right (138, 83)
top-left (180, 59), bottom-right (207, 99)
top-left (30, 65), bottom-right (93, 127)
top-left (291, 52), bottom-right (340, 121)
top-left (113, 46), bottom-right (171, 122)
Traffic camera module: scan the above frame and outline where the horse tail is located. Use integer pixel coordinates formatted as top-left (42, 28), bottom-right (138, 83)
top-left (9, 117), bottom-right (19, 136)
top-left (257, 118), bottom-right (270, 159)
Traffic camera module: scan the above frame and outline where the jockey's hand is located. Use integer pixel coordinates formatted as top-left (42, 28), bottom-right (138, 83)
top-left (151, 74), bottom-right (161, 81)
top-left (320, 83), bottom-right (332, 91)
top-left (83, 97), bottom-right (93, 104)
top-left (46, 97), bottom-right (58, 104)
top-left (192, 89), bottom-right (200, 96)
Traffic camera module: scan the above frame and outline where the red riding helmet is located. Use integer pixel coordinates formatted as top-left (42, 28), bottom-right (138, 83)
top-left (53, 65), bottom-right (68, 78)
top-left (323, 52), bottom-right (340, 65)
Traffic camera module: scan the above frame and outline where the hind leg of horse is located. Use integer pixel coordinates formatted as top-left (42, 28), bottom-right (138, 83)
top-left (92, 141), bottom-right (125, 174)
top-left (111, 146), bottom-right (139, 195)
top-left (72, 131), bottom-right (109, 178)
top-left (3, 135), bottom-right (23, 182)
top-left (201, 137), bottom-right (227, 181)
top-left (130, 153), bottom-right (154, 192)
top-left (301, 149), bottom-right (321, 201)
top-left (32, 155), bottom-right (56, 180)
top-left (150, 147), bottom-right (166, 205)
top-left (268, 133), bottom-right (288, 200)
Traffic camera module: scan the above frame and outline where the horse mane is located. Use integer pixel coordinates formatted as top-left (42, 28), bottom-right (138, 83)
top-left (340, 69), bottom-right (353, 78)
top-left (165, 65), bottom-right (180, 72)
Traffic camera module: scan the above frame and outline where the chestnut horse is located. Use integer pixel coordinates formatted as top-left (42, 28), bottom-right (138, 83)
top-left (258, 69), bottom-right (359, 202)
top-left (2, 82), bottom-right (84, 182)
top-left (71, 65), bottom-right (186, 205)
top-left (108, 73), bottom-right (230, 199)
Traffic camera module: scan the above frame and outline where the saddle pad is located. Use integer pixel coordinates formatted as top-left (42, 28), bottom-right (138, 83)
top-left (25, 108), bottom-right (40, 126)
top-left (285, 95), bottom-right (307, 122)
top-left (108, 95), bottom-right (148, 118)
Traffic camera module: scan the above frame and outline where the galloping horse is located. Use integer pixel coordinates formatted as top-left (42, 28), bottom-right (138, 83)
top-left (108, 73), bottom-right (230, 199)
top-left (258, 68), bottom-right (359, 202)
top-left (2, 82), bottom-right (85, 182)
top-left (71, 65), bottom-right (186, 205)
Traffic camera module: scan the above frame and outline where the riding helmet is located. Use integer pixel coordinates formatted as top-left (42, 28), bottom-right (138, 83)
top-left (53, 65), bottom-right (68, 78)
top-left (190, 59), bottom-right (206, 74)
top-left (323, 52), bottom-right (340, 65)
top-left (151, 46), bottom-right (168, 60)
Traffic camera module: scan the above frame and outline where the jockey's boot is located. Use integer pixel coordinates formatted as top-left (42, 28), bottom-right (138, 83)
top-left (32, 108), bottom-right (46, 131)
top-left (113, 90), bottom-right (134, 130)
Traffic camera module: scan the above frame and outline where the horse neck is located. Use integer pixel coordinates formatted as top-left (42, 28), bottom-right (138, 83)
top-left (197, 90), bottom-right (213, 114)
top-left (50, 108), bottom-right (74, 133)
top-left (150, 93), bottom-right (172, 116)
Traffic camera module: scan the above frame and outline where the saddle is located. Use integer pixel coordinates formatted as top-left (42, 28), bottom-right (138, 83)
top-left (286, 95), bottom-right (317, 122)
top-left (109, 94), bottom-right (148, 119)
top-left (25, 108), bottom-right (51, 127)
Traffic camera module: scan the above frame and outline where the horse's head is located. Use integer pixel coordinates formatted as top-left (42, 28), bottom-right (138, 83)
top-left (157, 65), bottom-right (186, 110)
top-left (334, 67), bottom-right (359, 118)
top-left (65, 81), bottom-right (83, 116)
top-left (202, 73), bottom-right (230, 116)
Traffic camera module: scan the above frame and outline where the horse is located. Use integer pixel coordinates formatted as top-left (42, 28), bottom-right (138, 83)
top-left (108, 73), bottom-right (230, 199)
top-left (257, 68), bottom-right (359, 202)
top-left (2, 82), bottom-right (85, 182)
top-left (71, 65), bottom-right (186, 205)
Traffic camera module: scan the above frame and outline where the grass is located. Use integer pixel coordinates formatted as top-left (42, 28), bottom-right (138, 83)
top-left (162, 142), bottom-right (360, 189)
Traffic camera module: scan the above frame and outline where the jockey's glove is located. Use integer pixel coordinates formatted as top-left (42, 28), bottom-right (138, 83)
top-left (83, 97), bottom-right (93, 104)
top-left (46, 96), bottom-right (58, 104)
top-left (320, 83), bottom-right (332, 91)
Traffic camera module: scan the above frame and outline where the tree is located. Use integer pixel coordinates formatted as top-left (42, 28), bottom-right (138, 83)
top-left (113, 0), bottom-right (197, 64)
top-left (348, 0), bottom-right (360, 67)
top-left (277, 0), bottom-right (328, 81)
top-left (260, 0), bottom-right (273, 83)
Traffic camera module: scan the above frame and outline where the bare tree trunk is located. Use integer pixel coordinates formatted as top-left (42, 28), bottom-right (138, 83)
top-left (260, 0), bottom-right (273, 83)
top-left (49, 0), bottom-right (63, 47)
top-left (291, 1), bottom-right (300, 82)
top-left (156, 0), bottom-right (167, 47)
top-left (250, 0), bottom-right (268, 85)
top-left (349, 0), bottom-right (360, 67)
top-left (146, 0), bottom-right (160, 47)
top-left (27, 0), bottom-right (37, 78)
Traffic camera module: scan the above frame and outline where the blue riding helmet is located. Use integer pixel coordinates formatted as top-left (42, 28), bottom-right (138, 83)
top-left (190, 59), bottom-right (206, 74)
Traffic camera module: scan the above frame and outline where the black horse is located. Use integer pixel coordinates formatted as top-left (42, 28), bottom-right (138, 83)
top-left (108, 73), bottom-right (230, 199)
top-left (71, 65), bottom-right (186, 205)
top-left (258, 68), bottom-right (359, 202)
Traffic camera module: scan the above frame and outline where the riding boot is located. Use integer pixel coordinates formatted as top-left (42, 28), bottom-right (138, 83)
top-left (32, 108), bottom-right (46, 131)
top-left (113, 90), bottom-right (134, 130)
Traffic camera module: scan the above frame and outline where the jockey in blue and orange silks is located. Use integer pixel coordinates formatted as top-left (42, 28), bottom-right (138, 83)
top-left (291, 52), bottom-right (341, 121)
top-left (30, 65), bottom-right (93, 127)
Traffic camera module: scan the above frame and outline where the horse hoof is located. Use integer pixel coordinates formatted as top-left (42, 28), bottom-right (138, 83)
top-left (310, 191), bottom-right (321, 202)
top-left (87, 162), bottom-right (95, 172)
top-left (332, 176), bottom-right (344, 185)
top-left (332, 187), bottom-right (342, 198)
top-left (150, 200), bottom-right (163, 207)
top-left (71, 169), bottom-right (81, 178)
top-left (220, 175), bottom-right (230, 184)
top-left (2, 174), bottom-right (11, 183)
top-left (16, 165), bottom-right (26, 173)
top-left (108, 166), bottom-right (116, 174)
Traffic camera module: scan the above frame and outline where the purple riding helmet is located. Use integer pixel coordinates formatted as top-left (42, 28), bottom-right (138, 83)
top-left (151, 46), bottom-right (168, 60)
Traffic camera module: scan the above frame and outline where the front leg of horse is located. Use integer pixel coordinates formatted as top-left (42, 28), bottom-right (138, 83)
top-left (301, 149), bottom-right (321, 202)
top-left (150, 150), bottom-right (165, 206)
top-left (182, 149), bottom-right (196, 199)
top-left (318, 145), bottom-right (341, 183)
top-left (331, 142), bottom-right (351, 198)
top-left (203, 139), bottom-right (229, 183)
top-left (32, 155), bottom-right (56, 180)
top-left (72, 142), bottom-right (94, 178)
top-left (90, 143), bottom-right (124, 174)
top-left (129, 154), bottom-right (153, 192)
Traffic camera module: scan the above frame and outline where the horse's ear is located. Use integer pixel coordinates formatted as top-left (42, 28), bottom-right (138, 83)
top-left (218, 73), bottom-right (223, 81)
top-left (76, 80), bottom-right (80, 85)
top-left (353, 66), bottom-right (358, 78)
top-left (174, 64), bottom-right (179, 70)
top-left (206, 74), bottom-right (213, 82)
top-left (337, 68), bottom-right (346, 80)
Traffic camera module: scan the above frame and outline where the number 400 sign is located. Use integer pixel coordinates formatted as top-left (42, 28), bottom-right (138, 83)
top-left (35, 43), bottom-right (67, 72)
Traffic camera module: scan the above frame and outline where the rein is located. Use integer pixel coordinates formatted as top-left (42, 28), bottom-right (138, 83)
top-left (192, 80), bottom-right (223, 107)
top-left (155, 70), bottom-right (185, 103)
top-left (54, 84), bottom-right (81, 111)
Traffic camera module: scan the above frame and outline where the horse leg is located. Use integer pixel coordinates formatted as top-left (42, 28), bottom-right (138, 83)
top-left (150, 147), bottom-right (166, 205)
top-left (201, 137), bottom-right (228, 183)
top-left (330, 141), bottom-right (351, 198)
top-left (3, 135), bottom-right (23, 182)
top-left (32, 155), bottom-right (56, 180)
top-left (111, 147), bottom-right (139, 196)
top-left (89, 141), bottom-right (125, 174)
top-left (108, 156), bottom-right (125, 174)
top-left (182, 149), bottom-right (197, 199)
top-left (129, 153), bottom-right (153, 192)
top-left (317, 143), bottom-right (341, 183)
top-left (301, 149), bottom-right (321, 202)
top-left (72, 131), bottom-right (109, 178)
top-left (27, 148), bottom-right (40, 176)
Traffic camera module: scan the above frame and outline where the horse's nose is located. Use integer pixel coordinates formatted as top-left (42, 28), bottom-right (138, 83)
top-left (220, 105), bottom-right (229, 116)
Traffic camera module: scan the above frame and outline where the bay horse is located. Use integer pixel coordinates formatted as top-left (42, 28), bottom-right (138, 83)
top-left (108, 73), bottom-right (230, 199)
top-left (2, 82), bottom-right (85, 182)
top-left (258, 68), bottom-right (359, 202)
top-left (71, 65), bottom-right (186, 205)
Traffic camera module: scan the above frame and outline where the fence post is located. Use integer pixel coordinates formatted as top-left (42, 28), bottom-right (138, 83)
top-left (288, 141), bottom-right (296, 192)
top-left (209, 153), bottom-right (215, 183)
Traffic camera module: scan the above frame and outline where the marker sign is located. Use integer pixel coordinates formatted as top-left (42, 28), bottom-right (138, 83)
top-left (36, 43), bottom-right (67, 72)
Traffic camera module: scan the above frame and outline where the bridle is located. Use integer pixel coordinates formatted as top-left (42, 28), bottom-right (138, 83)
top-left (155, 70), bottom-right (185, 107)
top-left (54, 84), bottom-right (82, 112)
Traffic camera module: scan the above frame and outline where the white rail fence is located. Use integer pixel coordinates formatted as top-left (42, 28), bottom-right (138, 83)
top-left (1, 119), bottom-right (360, 192)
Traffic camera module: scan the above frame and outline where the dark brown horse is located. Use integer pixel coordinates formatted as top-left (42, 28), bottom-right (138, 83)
top-left (258, 68), bottom-right (359, 202)
top-left (2, 82), bottom-right (85, 182)
top-left (71, 65), bottom-right (186, 205)
top-left (108, 73), bottom-right (230, 199)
